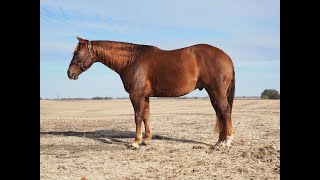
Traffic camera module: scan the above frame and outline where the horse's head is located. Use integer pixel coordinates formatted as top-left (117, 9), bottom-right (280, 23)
top-left (67, 37), bottom-right (95, 80)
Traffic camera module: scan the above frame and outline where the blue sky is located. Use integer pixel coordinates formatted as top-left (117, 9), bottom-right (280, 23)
top-left (40, 0), bottom-right (280, 99)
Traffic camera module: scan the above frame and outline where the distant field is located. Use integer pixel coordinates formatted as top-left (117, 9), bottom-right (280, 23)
top-left (40, 99), bottom-right (280, 179)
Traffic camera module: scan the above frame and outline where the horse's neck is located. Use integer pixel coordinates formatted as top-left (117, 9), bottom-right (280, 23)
top-left (92, 41), bottom-right (145, 73)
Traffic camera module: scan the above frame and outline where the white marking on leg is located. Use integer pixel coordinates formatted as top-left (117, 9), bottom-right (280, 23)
top-left (137, 134), bottom-right (142, 140)
top-left (225, 136), bottom-right (233, 146)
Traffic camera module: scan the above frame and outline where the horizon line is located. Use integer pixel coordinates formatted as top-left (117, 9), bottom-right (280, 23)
top-left (40, 95), bottom-right (266, 100)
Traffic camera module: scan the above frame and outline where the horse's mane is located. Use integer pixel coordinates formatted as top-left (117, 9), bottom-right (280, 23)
top-left (93, 41), bottom-right (150, 71)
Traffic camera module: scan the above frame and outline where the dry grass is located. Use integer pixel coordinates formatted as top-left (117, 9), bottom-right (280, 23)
top-left (40, 99), bottom-right (280, 179)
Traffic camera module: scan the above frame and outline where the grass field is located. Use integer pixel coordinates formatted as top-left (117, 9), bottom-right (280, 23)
top-left (40, 99), bottom-right (280, 179)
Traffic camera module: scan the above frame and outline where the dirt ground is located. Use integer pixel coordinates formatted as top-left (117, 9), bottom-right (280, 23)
top-left (40, 99), bottom-right (280, 179)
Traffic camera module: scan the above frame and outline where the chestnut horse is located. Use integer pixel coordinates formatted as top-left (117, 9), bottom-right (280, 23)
top-left (67, 37), bottom-right (235, 149)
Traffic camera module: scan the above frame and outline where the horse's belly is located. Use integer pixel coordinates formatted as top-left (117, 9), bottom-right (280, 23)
top-left (151, 78), bottom-right (197, 97)
top-left (152, 90), bottom-right (193, 97)
top-left (149, 58), bottom-right (199, 97)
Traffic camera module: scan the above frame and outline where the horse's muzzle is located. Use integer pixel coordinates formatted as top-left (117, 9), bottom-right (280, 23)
top-left (68, 70), bottom-right (78, 80)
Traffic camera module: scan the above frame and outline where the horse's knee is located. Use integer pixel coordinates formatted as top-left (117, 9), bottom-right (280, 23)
top-left (135, 112), bottom-right (144, 122)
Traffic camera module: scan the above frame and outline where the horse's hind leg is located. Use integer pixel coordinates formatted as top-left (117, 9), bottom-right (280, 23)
top-left (142, 97), bottom-right (152, 145)
top-left (206, 87), bottom-right (233, 149)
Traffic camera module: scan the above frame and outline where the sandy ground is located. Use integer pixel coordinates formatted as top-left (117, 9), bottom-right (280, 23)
top-left (40, 99), bottom-right (280, 179)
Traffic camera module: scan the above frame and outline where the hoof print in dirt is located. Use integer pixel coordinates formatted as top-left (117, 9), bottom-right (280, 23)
top-left (192, 145), bottom-right (205, 149)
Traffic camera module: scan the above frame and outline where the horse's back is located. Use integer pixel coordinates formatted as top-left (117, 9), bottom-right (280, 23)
top-left (163, 43), bottom-right (234, 91)
top-left (145, 44), bottom-right (232, 96)
top-left (126, 43), bottom-right (234, 97)
top-left (157, 43), bottom-right (234, 80)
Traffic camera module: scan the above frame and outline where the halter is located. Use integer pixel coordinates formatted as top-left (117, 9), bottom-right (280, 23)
top-left (77, 41), bottom-right (95, 72)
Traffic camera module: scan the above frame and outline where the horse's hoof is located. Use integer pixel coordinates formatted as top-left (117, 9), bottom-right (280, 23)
top-left (127, 142), bottom-right (139, 150)
top-left (210, 142), bottom-right (223, 151)
top-left (211, 136), bottom-right (233, 150)
top-left (141, 139), bottom-right (150, 146)
top-left (211, 140), bottom-right (231, 150)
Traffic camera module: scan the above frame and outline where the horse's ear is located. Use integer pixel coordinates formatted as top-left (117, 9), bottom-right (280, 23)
top-left (76, 36), bottom-right (88, 44)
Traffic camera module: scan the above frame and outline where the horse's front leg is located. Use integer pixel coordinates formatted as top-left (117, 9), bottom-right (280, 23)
top-left (142, 97), bottom-right (152, 145)
top-left (129, 93), bottom-right (146, 149)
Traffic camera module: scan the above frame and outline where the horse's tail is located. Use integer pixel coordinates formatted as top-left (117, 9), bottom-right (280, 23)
top-left (227, 68), bottom-right (235, 114)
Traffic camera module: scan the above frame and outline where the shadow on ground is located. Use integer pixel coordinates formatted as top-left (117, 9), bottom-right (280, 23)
top-left (40, 129), bottom-right (212, 147)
